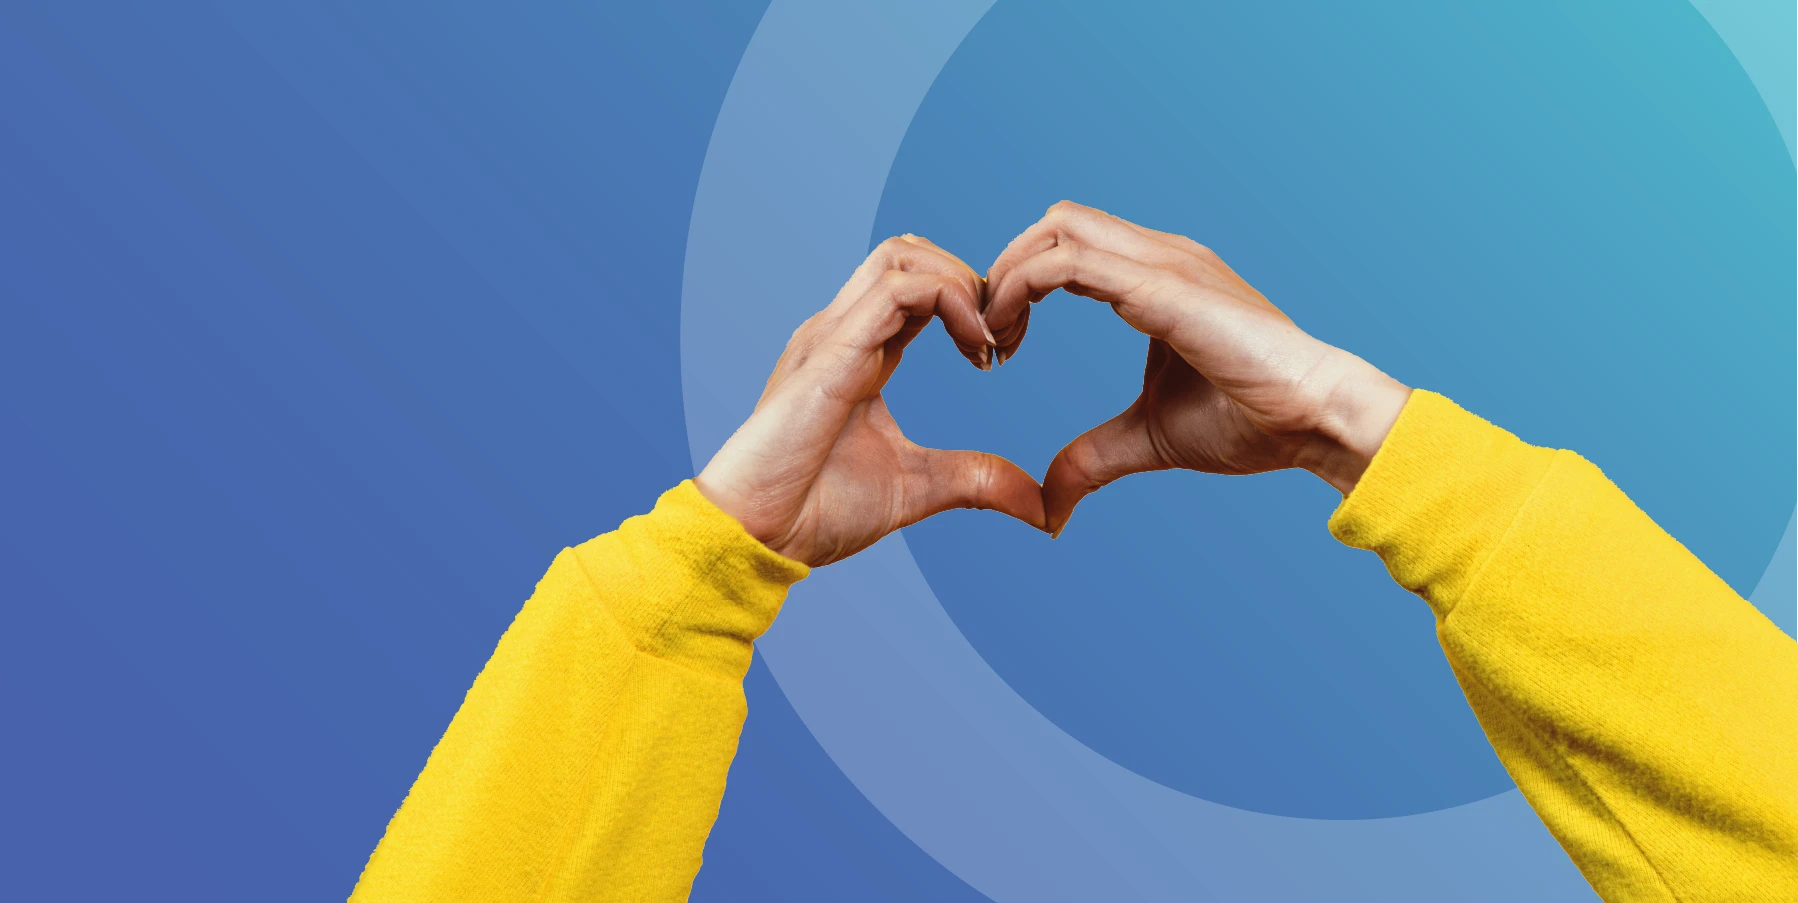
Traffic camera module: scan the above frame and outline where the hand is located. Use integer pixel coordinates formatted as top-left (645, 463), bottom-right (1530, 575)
top-left (983, 201), bottom-right (1412, 535)
top-left (696, 236), bottom-right (1047, 566)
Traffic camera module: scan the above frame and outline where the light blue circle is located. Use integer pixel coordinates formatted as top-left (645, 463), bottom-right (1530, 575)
top-left (679, 1), bottom-right (1790, 899)
top-left (873, 0), bottom-right (1794, 820)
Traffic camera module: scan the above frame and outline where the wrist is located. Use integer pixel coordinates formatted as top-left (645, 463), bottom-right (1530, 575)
top-left (1299, 355), bottom-right (1411, 495)
top-left (693, 468), bottom-right (808, 562)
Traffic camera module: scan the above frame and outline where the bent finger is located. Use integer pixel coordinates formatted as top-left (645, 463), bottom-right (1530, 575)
top-left (985, 201), bottom-right (1182, 327)
top-left (831, 237), bottom-right (985, 321)
top-left (990, 305), bottom-right (1030, 366)
top-left (985, 242), bottom-right (1183, 343)
top-left (1042, 405), bottom-right (1166, 537)
top-left (834, 269), bottom-right (990, 362)
top-left (830, 236), bottom-right (993, 368)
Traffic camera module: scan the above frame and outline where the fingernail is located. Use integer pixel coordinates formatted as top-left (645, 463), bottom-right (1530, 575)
top-left (994, 348), bottom-right (1007, 367)
top-left (977, 347), bottom-right (992, 371)
top-left (980, 320), bottom-right (997, 346)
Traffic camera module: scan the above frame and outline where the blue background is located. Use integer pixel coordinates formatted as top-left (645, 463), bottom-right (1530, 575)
top-left (876, 0), bottom-right (1792, 820)
top-left (0, 2), bottom-right (979, 899)
top-left (0, 1), bottom-right (1789, 900)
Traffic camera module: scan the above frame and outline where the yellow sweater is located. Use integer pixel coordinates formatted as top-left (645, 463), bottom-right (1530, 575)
top-left (350, 391), bottom-right (1798, 902)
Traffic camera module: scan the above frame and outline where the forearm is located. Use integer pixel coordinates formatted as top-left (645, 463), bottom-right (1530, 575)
top-left (351, 482), bottom-right (806, 902)
top-left (1332, 391), bottom-right (1798, 901)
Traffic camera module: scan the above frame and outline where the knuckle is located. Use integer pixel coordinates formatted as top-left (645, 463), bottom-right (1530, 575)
top-left (971, 455), bottom-right (996, 494)
top-left (1064, 442), bottom-right (1111, 491)
top-left (955, 455), bottom-right (997, 508)
top-left (1060, 240), bottom-right (1088, 270)
top-left (789, 311), bottom-right (823, 342)
top-left (1049, 199), bottom-right (1099, 229)
top-left (1059, 444), bottom-right (1093, 483)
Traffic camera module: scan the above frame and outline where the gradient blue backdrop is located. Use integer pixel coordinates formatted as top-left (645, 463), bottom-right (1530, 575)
top-left (876, 0), bottom-right (1793, 820)
top-left (0, 2), bottom-right (981, 900)
top-left (0, 1), bottom-right (1789, 901)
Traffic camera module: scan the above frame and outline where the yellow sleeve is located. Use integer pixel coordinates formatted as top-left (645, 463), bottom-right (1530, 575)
top-left (1330, 391), bottom-right (1798, 902)
top-left (349, 481), bottom-right (808, 903)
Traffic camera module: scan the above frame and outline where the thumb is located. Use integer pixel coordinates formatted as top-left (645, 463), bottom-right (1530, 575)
top-left (1042, 404), bottom-right (1166, 537)
top-left (906, 448), bottom-right (1048, 533)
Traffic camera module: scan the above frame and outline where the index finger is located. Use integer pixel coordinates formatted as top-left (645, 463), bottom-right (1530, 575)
top-left (830, 269), bottom-right (990, 362)
top-left (983, 201), bottom-right (1185, 335)
top-left (828, 234), bottom-right (993, 366)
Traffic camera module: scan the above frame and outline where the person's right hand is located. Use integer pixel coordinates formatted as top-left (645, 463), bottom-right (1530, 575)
top-left (983, 201), bottom-right (1413, 535)
top-left (696, 236), bottom-right (1046, 567)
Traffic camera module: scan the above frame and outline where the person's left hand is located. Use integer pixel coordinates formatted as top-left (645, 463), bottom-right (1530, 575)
top-left (696, 235), bottom-right (1048, 567)
top-left (981, 202), bottom-right (1410, 535)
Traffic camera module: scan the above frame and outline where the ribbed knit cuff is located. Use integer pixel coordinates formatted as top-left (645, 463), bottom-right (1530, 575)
top-left (574, 481), bottom-right (809, 679)
top-left (1328, 391), bottom-right (1558, 618)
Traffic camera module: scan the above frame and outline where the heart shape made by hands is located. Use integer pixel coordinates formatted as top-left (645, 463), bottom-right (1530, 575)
top-left (696, 201), bottom-right (1409, 568)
